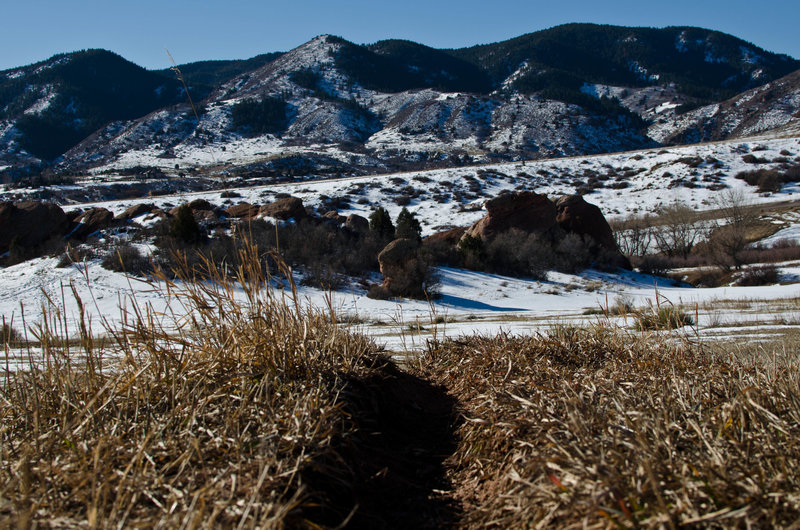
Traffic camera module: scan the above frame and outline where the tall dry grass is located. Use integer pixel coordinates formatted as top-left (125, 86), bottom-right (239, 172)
top-left (0, 243), bottom-right (383, 528)
top-left (418, 326), bottom-right (800, 528)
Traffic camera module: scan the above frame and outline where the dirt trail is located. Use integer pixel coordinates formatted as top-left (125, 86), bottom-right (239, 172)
top-left (304, 357), bottom-right (461, 528)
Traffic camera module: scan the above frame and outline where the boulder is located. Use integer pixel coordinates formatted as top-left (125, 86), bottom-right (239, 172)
top-left (226, 203), bottom-right (261, 219)
top-left (345, 214), bottom-right (369, 233)
top-left (323, 210), bottom-right (346, 225)
top-left (170, 200), bottom-right (222, 222)
top-left (555, 195), bottom-right (631, 269)
top-left (424, 226), bottom-right (467, 247)
top-left (70, 207), bottom-right (114, 239)
top-left (555, 195), bottom-right (616, 251)
top-left (377, 238), bottom-right (427, 297)
top-left (0, 201), bottom-right (70, 254)
top-left (259, 197), bottom-right (307, 221)
top-left (188, 199), bottom-right (215, 211)
top-left (463, 191), bottom-right (557, 243)
top-left (116, 203), bottom-right (156, 221)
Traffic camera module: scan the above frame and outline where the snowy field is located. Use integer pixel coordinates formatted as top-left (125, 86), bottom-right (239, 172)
top-left (3, 135), bottom-right (800, 368)
top-left (18, 134), bottom-right (798, 236)
top-left (3, 253), bottom-right (800, 371)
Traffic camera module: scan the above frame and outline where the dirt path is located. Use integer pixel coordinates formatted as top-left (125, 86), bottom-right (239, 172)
top-left (304, 357), bottom-right (461, 528)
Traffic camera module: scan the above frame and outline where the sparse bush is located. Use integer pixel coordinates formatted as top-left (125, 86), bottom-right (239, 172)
top-left (634, 303), bottom-right (694, 330)
top-left (736, 264), bottom-right (780, 286)
top-left (56, 243), bottom-right (97, 268)
top-left (484, 229), bottom-right (553, 281)
top-left (101, 243), bottom-right (152, 275)
top-left (742, 153), bottom-right (768, 164)
top-left (651, 200), bottom-right (702, 259)
top-left (634, 254), bottom-right (672, 276)
top-left (554, 233), bottom-right (592, 273)
top-left (1, 322), bottom-right (22, 345)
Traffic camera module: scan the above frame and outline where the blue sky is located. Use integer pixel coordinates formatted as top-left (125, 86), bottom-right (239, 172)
top-left (2, 0), bottom-right (798, 71)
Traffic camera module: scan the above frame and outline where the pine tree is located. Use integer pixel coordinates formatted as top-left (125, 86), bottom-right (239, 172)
top-left (369, 207), bottom-right (395, 239)
top-left (171, 204), bottom-right (203, 243)
top-left (395, 207), bottom-right (422, 241)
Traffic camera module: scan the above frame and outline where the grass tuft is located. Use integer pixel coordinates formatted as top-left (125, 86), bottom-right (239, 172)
top-left (0, 241), bottom-right (395, 527)
top-left (418, 327), bottom-right (800, 528)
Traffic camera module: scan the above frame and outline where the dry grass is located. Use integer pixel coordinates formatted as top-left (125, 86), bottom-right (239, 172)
top-left (4, 240), bottom-right (800, 528)
top-left (0, 243), bottom-right (393, 528)
top-left (418, 326), bottom-right (800, 528)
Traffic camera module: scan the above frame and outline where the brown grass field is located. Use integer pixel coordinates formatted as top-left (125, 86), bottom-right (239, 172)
top-left (2, 243), bottom-right (799, 528)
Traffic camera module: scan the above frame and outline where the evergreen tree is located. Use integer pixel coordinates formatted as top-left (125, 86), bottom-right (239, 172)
top-left (171, 205), bottom-right (203, 243)
top-left (395, 207), bottom-right (422, 241)
top-left (369, 207), bottom-right (395, 239)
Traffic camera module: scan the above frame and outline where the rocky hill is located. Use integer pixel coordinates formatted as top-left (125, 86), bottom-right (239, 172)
top-left (1, 25), bottom-right (798, 181)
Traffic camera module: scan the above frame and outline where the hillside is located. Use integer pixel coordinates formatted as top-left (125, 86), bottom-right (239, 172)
top-left (0, 25), bottom-right (798, 181)
top-left (0, 50), bottom-right (202, 166)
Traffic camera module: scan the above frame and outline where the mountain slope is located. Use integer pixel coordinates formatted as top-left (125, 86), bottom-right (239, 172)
top-left (157, 52), bottom-right (285, 87)
top-left (1, 25), bottom-right (798, 179)
top-left (449, 24), bottom-right (799, 101)
top-left (649, 68), bottom-right (800, 143)
top-left (0, 50), bottom-right (200, 164)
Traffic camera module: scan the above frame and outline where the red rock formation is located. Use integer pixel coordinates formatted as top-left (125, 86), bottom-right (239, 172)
top-left (0, 201), bottom-right (70, 253)
top-left (464, 191), bottom-right (557, 242)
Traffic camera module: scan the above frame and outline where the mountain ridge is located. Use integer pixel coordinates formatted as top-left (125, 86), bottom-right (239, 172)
top-left (1, 24), bottom-right (798, 180)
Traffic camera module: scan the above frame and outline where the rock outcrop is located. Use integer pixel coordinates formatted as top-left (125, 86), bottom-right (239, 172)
top-left (70, 207), bottom-right (114, 239)
top-left (375, 238), bottom-right (428, 298)
top-left (463, 191), bottom-right (557, 243)
top-left (424, 227), bottom-right (467, 247)
top-left (259, 197), bottom-right (307, 221)
top-left (170, 199), bottom-right (222, 222)
top-left (225, 203), bottom-right (260, 219)
top-left (555, 195), bottom-right (617, 251)
top-left (345, 214), bottom-right (369, 234)
top-left (0, 201), bottom-right (70, 254)
top-left (116, 203), bottom-right (157, 221)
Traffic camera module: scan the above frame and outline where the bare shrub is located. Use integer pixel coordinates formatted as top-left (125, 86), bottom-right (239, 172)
top-left (707, 189), bottom-right (758, 270)
top-left (736, 264), bottom-right (780, 286)
top-left (484, 229), bottom-right (553, 281)
top-left (101, 243), bottom-right (152, 275)
top-left (611, 213), bottom-right (653, 257)
top-left (1, 322), bottom-right (21, 345)
top-left (651, 200), bottom-right (702, 259)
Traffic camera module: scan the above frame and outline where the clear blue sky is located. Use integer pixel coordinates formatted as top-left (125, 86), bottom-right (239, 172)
top-left (2, 0), bottom-right (798, 71)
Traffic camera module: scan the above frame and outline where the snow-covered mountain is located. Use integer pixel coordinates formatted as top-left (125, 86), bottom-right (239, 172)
top-left (1, 25), bottom-right (798, 181)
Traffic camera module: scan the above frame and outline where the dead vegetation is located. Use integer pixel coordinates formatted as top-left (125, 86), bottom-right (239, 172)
top-left (3, 241), bottom-right (800, 528)
top-left (0, 244), bottom-right (457, 528)
top-left (417, 327), bottom-right (800, 528)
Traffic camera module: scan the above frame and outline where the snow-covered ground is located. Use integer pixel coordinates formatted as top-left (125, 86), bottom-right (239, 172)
top-left (3, 135), bottom-right (800, 367)
top-left (33, 134), bottom-right (800, 236)
top-left (2, 254), bottom-right (800, 367)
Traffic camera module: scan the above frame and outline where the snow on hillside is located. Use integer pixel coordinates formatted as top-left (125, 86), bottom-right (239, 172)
top-left (3, 135), bottom-right (800, 359)
top-left (54, 135), bottom-right (800, 236)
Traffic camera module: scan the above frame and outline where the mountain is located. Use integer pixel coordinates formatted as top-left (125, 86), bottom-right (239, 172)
top-left (649, 68), bottom-right (800, 143)
top-left (449, 24), bottom-right (798, 101)
top-left (0, 49), bottom-right (205, 165)
top-left (1, 25), bottom-right (798, 180)
top-left (156, 52), bottom-right (285, 87)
